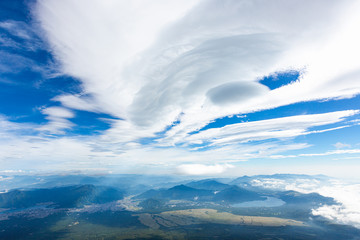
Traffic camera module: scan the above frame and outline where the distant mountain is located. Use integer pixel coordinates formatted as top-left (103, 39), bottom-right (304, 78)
top-left (229, 175), bottom-right (253, 185)
top-left (136, 184), bottom-right (214, 201)
top-left (186, 179), bottom-right (230, 191)
top-left (0, 185), bottom-right (124, 208)
top-left (0, 174), bottom-right (187, 196)
top-left (213, 186), bottom-right (266, 203)
top-left (276, 191), bottom-right (336, 206)
top-left (136, 184), bottom-right (266, 204)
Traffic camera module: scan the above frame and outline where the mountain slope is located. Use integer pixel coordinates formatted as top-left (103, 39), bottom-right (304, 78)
top-left (136, 184), bottom-right (214, 201)
top-left (186, 179), bottom-right (230, 191)
top-left (0, 185), bottom-right (124, 208)
top-left (214, 186), bottom-right (266, 203)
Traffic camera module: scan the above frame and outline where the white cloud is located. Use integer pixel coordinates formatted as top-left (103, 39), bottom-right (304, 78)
top-left (0, 19), bottom-right (57, 83)
top-left (0, 0), bottom-right (358, 176)
top-left (0, 20), bottom-right (44, 52)
top-left (0, 115), bottom-right (37, 137)
top-left (1, 114), bottom-right (313, 175)
top-left (207, 81), bottom-right (269, 106)
top-left (41, 106), bottom-right (74, 118)
top-left (0, 109), bottom-right (357, 176)
top-left (0, 20), bottom-right (33, 40)
top-left (0, 51), bottom-right (40, 74)
top-left (177, 110), bottom-right (358, 147)
top-left (35, 0), bottom-right (199, 118)
top-left (301, 149), bottom-right (360, 157)
top-left (334, 142), bottom-right (351, 149)
top-left (312, 183), bottom-right (360, 228)
top-left (0, 170), bottom-right (23, 174)
top-left (52, 94), bottom-right (102, 113)
top-left (177, 163), bottom-right (234, 176)
top-left (270, 149), bottom-right (360, 159)
top-left (249, 177), bottom-right (325, 193)
top-left (0, 176), bottom-right (12, 181)
top-left (33, 0), bottom-right (360, 143)
top-left (246, 176), bottom-right (360, 229)
top-left (38, 107), bottom-right (75, 134)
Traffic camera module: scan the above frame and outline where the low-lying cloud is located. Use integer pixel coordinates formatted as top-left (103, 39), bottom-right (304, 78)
top-left (177, 163), bottom-right (234, 175)
top-left (249, 176), bottom-right (360, 229)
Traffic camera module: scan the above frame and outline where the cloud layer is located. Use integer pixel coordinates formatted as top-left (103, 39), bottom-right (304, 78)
top-left (248, 176), bottom-right (360, 228)
top-left (177, 163), bottom-right (234, 175)
top-left (34, 0), bottom-right (360, 139)
top-left (0, 0), bottom-right (360, 176)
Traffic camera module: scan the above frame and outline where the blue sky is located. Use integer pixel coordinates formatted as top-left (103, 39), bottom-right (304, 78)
top-left (1, 0), bottom-right (360, 178)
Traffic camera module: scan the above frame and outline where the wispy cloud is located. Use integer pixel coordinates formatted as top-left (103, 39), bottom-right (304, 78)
top-left (173, 110), bottom-right (358, 147)
top-left (0, 19), bottom-right (58, 85)
top-left (37, 106), bottom-right (75, 134)
top-left (0, 20), bottom-right (43, 51)
top-left (334, 142), bottom-right (351, 149)
top-left (270, 149), bottom-right (360, 159)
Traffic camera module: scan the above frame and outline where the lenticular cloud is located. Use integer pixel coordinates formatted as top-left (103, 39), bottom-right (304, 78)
top-left (34, 0), bottom-right (360, 147)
